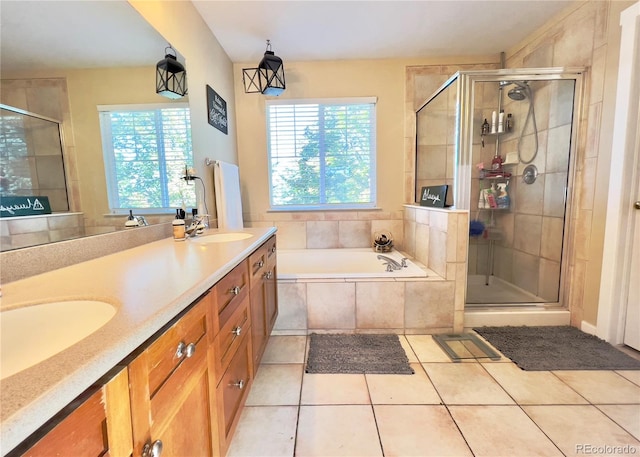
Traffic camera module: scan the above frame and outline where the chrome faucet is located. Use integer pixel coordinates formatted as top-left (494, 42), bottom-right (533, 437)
top-left (186, 215), bottom-right (207, 237)
top-left (377, 254), bottom-right (407, 271)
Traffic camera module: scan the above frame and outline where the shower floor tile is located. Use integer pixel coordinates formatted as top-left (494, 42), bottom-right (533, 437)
top-left (466, 274), bottom-right (546, 304)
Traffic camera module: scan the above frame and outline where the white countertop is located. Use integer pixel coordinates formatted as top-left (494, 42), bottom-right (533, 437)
top-left (0, 226), bottom-right (276, 455)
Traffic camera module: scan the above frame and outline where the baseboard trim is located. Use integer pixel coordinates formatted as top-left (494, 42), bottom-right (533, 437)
top-left (581, 320), bottom-right (598, 335)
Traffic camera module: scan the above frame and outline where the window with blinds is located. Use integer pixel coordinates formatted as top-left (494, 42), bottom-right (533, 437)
top-left (266, 98), bottom-right (377, 210)
top-left (98, 104), bottom-right (195, 214)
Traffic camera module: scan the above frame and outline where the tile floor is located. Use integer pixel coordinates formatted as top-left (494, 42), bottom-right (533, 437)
top-left (227, 335), bottom-right (640, 456)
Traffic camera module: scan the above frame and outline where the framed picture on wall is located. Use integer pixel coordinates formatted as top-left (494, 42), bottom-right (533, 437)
top-left (206, 85), bottom-right (228, 135)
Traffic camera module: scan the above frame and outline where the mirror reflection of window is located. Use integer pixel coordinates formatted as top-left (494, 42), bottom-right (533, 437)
top-left (98, 104), bottom-right (195, 214)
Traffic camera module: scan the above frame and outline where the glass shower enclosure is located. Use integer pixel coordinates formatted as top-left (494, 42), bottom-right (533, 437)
top-left (415, 68), bottom-right (584, 307)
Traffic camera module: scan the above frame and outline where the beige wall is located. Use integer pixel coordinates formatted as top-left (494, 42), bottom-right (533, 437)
top-left (234, 57), bottom-right (495, 249)
top-left (504, 0), bottom-right (633, 326)
top-left (130, 0), bottom-right (238, 222)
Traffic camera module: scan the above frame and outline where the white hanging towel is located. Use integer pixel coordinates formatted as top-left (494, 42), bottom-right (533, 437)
top-left (213, 160), bottom-right (244, 230)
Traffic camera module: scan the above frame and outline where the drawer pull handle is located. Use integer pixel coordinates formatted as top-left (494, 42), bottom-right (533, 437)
top-left (142, 440), bottom-right (163, 457)
top-left (185, 342), bottom-right (196, 358)
top-left (254, 259), bottom-right (264, 269)
top-left (232, 326), bottom-right (242, 337)
top-left (175, 341), bottom-right (186, 359)
top-left (263, 271), bottom-right (272, 280)
top-left (230, 286), bottom-right (241, 295)
top-left (271, 246), bottom-right (276, 253)
top-left (232, 379), bottom-right (245, 390)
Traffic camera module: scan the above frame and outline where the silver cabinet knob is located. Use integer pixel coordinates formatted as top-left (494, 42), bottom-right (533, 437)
top-left (271, 246), bottom-right (276, 253)
top-left (185, 342), bottom-right (196, 358)
top-left (232, 379), bottom-right (245, 390)
top-left (232, 326), bottom-right (242, 337)
top-left (263, 271), bottom-right (272, 280)
top-left (175, 341), bottom-right (186, 359)
top-left (230, 286), bottom-right (240, 295)
top-left (634, 201), bottom-right (640, 210)
top-left (142, 440), bottom-right (163, 457)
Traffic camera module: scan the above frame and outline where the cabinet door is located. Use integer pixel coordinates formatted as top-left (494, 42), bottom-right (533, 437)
top-left (16, 367), bottom-right (132, 457)
top-left (250, 282), bottom-right (267, 372)
top-left (129, 299), bottom-right (217, 457)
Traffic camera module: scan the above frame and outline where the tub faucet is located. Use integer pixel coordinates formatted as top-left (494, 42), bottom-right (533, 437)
top-left (377, 254), bottom-right (404, 270)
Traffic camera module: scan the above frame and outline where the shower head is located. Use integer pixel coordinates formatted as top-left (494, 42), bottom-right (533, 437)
top-left (508, 86), bottom-right (527, 101)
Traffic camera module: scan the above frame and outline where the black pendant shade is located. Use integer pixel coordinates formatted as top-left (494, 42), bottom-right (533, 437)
top-left (243, 40), bottom-right (285, 96)
top-left (156, 45), bottom-right (188, 99)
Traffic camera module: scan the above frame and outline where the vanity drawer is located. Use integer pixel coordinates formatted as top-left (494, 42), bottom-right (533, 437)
top-left (214, 260), bottom-right (249, 331)
top-left (265, 235), bottom-right (277, 267)
top-left (213, 295), bottom-right (250, 384)
top-left (145, 298), bottom-right (208, 396)
top-left (248, 244), bottom-right (268, 289)
top-left (216, 334), bottom-right (252, 451)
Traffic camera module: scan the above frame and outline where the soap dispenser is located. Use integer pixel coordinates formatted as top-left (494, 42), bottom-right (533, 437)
top-left (172, 209), bottom-right (186, 241)
top-left (125, 210), bottom-right (138, 228)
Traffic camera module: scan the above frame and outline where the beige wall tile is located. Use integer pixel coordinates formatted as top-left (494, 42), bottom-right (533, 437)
top-left (546, 124), bottom-right (572, 173)
top-left (307, 282), bottom-right (355, 330)
top-left (538, 258), bottom-right (561, 301)
top-left (306, 220), bottom-right (339, 248)
top-left (512, 250), bottom-right (540, 294)
top-left (414, 223), bottom-right (430, 266)
top-left (579, 157), bottom-right (597, 210)
top-left (543, 172), bottom-right (568, 217)
top-left (551, 11), bottom-right (596, 67)
top-left (405, 281), bottom-right (455, 329)
top-left (585, 102), bottom-right (602, 159)
top-left (338, 220), bottom-right (371, 248)
top-left (516, 175), bottom-right (545, 215)
top-left (514, 214), bottom-right (542, 255)
top-left (8, 217), bottom-right (48, 234)
top-left (404, 220), bottom-right (417, 257)
top-left (275, 282), bottom-right (308, 331)
top-left (274, 221), bottom-right (307, 249)
top-left (540, 216), bottom-right (564, 262)
top-left (356, 282), bottom-right (405, 329)
top-left (428, 227), bottom-right (447, 277)
top-left (574, 209), bottom-right (592, 261)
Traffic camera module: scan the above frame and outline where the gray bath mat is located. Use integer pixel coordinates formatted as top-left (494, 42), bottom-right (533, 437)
top-left (305, 333), bottom-right (414, 374)
top-left (473, 326), bottom-right (640, 371)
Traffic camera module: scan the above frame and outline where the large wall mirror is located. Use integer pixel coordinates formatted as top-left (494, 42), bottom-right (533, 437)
top-left (0, 0), bottom-right (190, 251)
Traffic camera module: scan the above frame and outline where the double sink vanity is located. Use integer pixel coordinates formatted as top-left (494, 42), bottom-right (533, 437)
top-left (0, 227), bottom-right (278, 456)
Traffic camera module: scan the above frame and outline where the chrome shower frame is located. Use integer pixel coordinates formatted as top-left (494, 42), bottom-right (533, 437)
top-left (418, 67), bottom-right (585, 309)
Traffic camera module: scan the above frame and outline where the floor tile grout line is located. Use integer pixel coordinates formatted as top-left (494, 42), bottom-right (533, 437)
top-left (592, 404), bottom-right (640, 441)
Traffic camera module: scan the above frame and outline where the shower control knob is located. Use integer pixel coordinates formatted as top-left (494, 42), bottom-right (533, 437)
top-left (634, 201), bottom-right (640, 210)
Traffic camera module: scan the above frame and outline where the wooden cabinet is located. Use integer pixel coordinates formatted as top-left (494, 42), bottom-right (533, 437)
top-left (128, 295), bottom-right (217, 457)
top-left (11, 367), bottom-right (132, 457)
top-left (209, 260), bottom-right (253, 456)
top-left (248, 235), bottom-right (278, 374)
top-left (11, 234), bottom-right (277, 457)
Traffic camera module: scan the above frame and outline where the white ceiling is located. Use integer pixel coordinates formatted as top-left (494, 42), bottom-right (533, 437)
top-left (193, 0), bottom-right (575, 63)
top-left (0, 0), bottom-right (575, 73)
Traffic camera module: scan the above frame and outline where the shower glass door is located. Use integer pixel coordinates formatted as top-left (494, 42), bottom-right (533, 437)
top-left (458, 69), bottom-right (583, 307)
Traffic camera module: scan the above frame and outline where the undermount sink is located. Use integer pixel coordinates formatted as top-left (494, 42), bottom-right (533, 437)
top-left (0, 300), bottom-right (116, 380)
top-left (191, 232), bottom-right (254, 244)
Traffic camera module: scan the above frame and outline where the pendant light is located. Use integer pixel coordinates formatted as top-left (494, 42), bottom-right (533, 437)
top-left (156, 44), bottom-right (188, 99)
top-left (242, 40), bottom-right (285, 96)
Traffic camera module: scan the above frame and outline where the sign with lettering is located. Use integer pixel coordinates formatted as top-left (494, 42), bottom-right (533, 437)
top-left (206, 85), bottom-right (228, 135)
top-left (419, 185), bottom-right (448, 208)
top-left (0, 196), bottom-right (52, 217)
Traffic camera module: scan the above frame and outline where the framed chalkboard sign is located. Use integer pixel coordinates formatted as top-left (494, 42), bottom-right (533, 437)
top-left (206, 85), bottom-right (228, 135)
top-left (419, 185), bottom-right (448, 208)
top-left (0, 196), bottom-right (52, 217)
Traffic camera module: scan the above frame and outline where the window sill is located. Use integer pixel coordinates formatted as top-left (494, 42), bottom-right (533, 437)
top-left (268, 206), bottom-right (382, 213)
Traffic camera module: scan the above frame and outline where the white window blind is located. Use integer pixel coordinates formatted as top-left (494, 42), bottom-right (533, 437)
top-left (98, 104), bottom-right (195, 213)
top-left (266, 98), bottom-right (377, 210)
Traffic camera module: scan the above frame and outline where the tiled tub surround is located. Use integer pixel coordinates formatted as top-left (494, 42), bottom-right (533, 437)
top-left (0, 226), bottom-right (276, 454)
top-left (274, 206), bottom-right (468, 335)
top-left (0, 213), bottom-right (85, 251)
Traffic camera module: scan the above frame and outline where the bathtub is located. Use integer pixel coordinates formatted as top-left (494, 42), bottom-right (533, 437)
top-left (277, 248), bottom-right (429, 279)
